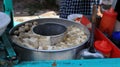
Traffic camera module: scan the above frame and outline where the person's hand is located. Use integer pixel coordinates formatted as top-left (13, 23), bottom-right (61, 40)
top-left (97, 5), bottom-right (103, 17)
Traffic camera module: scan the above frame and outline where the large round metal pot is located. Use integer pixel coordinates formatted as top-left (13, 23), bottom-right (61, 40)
top-left (9, 18), bottom-right (90, 61)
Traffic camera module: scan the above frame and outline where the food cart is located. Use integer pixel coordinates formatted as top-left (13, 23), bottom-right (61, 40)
top-left (0, 0), bottom-right (120, 67)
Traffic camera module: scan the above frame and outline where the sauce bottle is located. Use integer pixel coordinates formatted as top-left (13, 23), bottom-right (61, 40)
top-left (99, 7), bottom-right (117, 36)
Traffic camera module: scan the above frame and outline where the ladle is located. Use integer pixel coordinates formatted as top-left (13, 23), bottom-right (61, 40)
top-left (77, 5), bottom-right (104, 59)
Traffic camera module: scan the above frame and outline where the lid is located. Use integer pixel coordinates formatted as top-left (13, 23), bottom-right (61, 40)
top-left (0, 12), bottom-right (10, 29)
top-left (103, 7), bottom-right (118, 17)
top-left (94, 40), bottom-right (112, 54)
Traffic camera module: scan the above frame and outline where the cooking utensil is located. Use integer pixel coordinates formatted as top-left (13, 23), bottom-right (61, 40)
top-left (77, 5), bottom-right (104, 59)
top-left (33, 23), bottom-right (67, 45)
top-left (9, 18), bottom-right (90, 61)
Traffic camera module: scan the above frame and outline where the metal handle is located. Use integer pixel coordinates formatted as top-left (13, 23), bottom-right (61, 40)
top-left (89, 4), bottom-right (97, 53)
top-left (92, 5), bottom-right (97, 23)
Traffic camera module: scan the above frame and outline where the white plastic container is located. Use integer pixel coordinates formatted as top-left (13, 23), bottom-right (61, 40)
top-left (67, 14), bottom-right (83, 22)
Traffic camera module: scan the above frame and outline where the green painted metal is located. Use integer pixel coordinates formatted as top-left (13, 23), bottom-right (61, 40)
top-left (0, 41), bottom-right (7, 66)
top-left (3, 0), bottom-right (13, 11)
top-left (2, 0), bottom-right (16, 60)
top-left (3, 0), bottom-right (14, 29)
top-left (1, 32), bottom-right (18, 64)
top-left (14, 58), bottom-right (120, 67)
top-left (0, 36), bottom-right (16, 67)
top-left (0, 0), bottom-right (18, 65)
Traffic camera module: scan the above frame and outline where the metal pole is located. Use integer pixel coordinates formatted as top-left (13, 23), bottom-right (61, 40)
top-left (3, 0), bottom-right (14, 29)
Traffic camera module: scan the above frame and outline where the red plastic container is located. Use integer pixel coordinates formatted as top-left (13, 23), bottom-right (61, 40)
top-left (94, 40), bottom-right (112, 58)
top-left (99, 8), bottom-right (117, 36)
top-left (95, 29), bottom-right (120, 58)
top-left (81, 15), bottom-right (120, 58)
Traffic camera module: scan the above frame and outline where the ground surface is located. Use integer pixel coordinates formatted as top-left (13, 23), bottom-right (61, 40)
top-left (0, 0), bottom-right (59, 23)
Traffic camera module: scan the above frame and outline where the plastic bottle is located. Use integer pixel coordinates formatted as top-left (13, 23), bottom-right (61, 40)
top-left (99, 7), bottom-right (117, 36)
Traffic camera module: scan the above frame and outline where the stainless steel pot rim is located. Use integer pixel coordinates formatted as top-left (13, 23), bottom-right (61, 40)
top-left (9, 18), bottom-right (90, 52)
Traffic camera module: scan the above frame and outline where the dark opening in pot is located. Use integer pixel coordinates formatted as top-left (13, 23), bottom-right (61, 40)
top-left (33, 23), bottom-right (67, 36)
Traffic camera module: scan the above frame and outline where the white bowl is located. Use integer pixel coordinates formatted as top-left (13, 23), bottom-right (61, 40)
top-left (0, 12), bottom-right (10, 36)
top-left (67, 14), bottom-right (83, 21)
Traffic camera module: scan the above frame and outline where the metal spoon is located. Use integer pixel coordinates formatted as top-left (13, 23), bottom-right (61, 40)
top-left (77, 5), bottom-right (104, 59)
